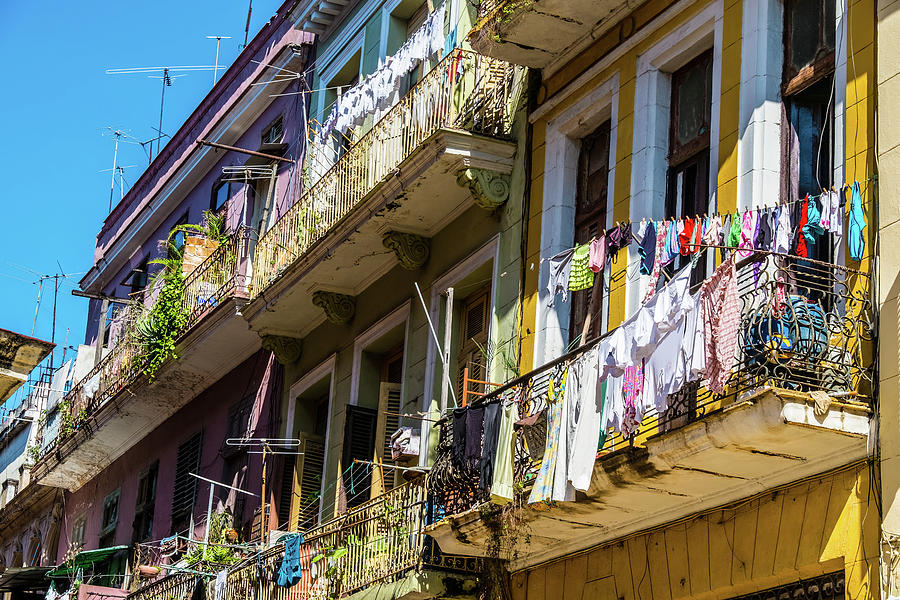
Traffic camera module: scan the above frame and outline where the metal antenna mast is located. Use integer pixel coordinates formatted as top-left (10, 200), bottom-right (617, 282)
top-left (243, 0), bottom-right (253, 48)
top-left (106, 65), bottom-right (216, 160)
top-left (207, 36), bottom-right (232, 84)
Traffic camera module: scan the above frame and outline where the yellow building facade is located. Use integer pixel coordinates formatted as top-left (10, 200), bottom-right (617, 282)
top-left (469, 0), bottom-right (879, 596)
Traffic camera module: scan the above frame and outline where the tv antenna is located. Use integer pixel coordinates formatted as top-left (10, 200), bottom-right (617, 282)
top-left (206, 36), bottom-right (232, 84)
top-left (106, 65), bottom-right (216, 159)
top-left (99, 164), bottom-right (137, 206)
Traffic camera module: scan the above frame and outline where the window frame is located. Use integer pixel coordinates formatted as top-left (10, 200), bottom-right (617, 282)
top-left (668, 49), bottom-right (714, 167)
top-left (782, 0), bottom-right (836, 96)
top-left (261, 115), bottom-right (285, 146)
top-left (211, 179), bottom-right (231, 214)
top-left (569, 120), bottom-right (611, 345)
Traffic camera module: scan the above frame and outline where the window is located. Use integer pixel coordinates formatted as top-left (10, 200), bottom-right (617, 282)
top-left (132, 462), bottom-right (158, 544)
top-left (341, 405), bottom-right (377, 509)
top-left (570, 121), bottom-right (611, 344)
top-left (783, 0), bottom-right (836, 95)
top-left (457, 287), bottom-right (490, 402)
top-left (99, 489), bottom-right (120, 547)
top-left (261, 116), bottom-right (284, 146)
top-left (122, 255), bottom-right (150, 301)
top-left (782, 1), bottom-right (835, 261)
top-left (71, 516), bottom-right (86, 548)
top-left (666, 51), bottom-right (713, 283)
top-left (171, 432), bottom-right (203, 534)
top-left (211, 180), bottom-right (231, 213)
top-left (169, 212), bottom-right (190, 259)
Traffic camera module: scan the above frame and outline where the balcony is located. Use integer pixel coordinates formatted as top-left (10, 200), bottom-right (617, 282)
top-left (468, 0), bottom-right (644, 68)
top-left (33, 231), bottom-right (261, 490)
top-left (159, 479), bottom-right (481, 600)
top-left (426, 252), bottom-right (874, 569)
top-left (243, 49), bottom-right (520, 337)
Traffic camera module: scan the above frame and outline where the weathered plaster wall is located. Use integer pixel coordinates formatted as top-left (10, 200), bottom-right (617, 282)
top-left (56, 350), bottom-right (279, 562)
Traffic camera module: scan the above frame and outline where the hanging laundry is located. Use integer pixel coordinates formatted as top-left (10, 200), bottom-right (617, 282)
top-left (529, 368), bottom-right (572, 504)
top-left (702, 214), bottom-right (720, 247)
top-left (319, 5), bottom-right (446, 142)
top-left (568, 244), bottom-right (594, 291)
top-left (774, 205), bottom-right (792, 254)
top-left (679, 217), bottom-right (696, 256)
top-left (464, 406), bottom-right (484, 471)
top-left (546, 248), bottom-right (575, 306)
top-left (642, 314), bottom-right (686, 412)
top-left (606, 222), bottom-right (632, 259)
top-left (490, 401), bottom-right (517, 504)
top-left (738, 210), bottom-right (755, 258)
top-left (664, 219), bottom-right (680, 265)
top-left (699, 257), bottom-right (740, 394)
top-left (727, 211), bottom-right (741, 249)
top-left (756, 209), bottom-right (773, 251)
top-left (620, 363), bottom-right (644, 437)
top-left (589, 235), bottom-right (607, 273)
top-left (479, 402), bottom-right (502, 489)
top-left (644, 220), bottom-right (669, 302)
top-left (820, 190), bottom-right (834, 232)
top-left (803, 194), bottom-right (825, 244)
top-left (639, 221), bottom-right (656, 275)
top-left (603, 373), bottom-right (625, 436)
top-left (829, 189), bottom-right (844, 236)
top-left (566, 347), bottom-right (606, 491)
top-left (277, 533), bottom-right (306, 587)
top-left (689, 215), bottom-right (703, 255)
top-left (849, 181), bottom-right (867, 261)
top-left (451, 407), bottom-right (467, 469)
top-left (215, 571), bottom-right (227, 600)
top-left (796, 195), bottom-right (810, 257)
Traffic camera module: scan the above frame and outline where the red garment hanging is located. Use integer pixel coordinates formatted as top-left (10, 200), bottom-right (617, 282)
top-left (796, 195), bottom-right (809, 258)
top-left (679, 218), bottom-right (695, 256)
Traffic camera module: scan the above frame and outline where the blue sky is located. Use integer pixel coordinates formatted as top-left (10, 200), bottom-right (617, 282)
top-left (0, 1), bottom-right (281, 376)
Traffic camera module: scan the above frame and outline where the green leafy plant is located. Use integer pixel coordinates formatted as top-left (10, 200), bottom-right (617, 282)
top-left (170, 210), bottom-right (230, 246)
top-left (185, 511), bottom-right (240, 565)
top-left (133, 252), bottom-right (187, 382)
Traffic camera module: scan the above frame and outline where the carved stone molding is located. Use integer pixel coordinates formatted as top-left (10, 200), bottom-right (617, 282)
top-left (382, 231), bottom-right (430, 270)
top-left (456, 168), bottom-right (511, 210)
top-left (312, 291), bottom-right (356, 324)
top-left (260, 335), bottom-right (303, 365)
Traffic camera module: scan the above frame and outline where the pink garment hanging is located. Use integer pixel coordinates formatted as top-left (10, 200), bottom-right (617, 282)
top-left (643, 220), bottom-right (670, 303)
top-left (589, 235), bottom-right (607, 273)
top-left (699, 257), bottom-right (740, 394)
top-left (621, 362), bottom-right (644, 436)
top-left (738, 210), bottom-right (755, 258)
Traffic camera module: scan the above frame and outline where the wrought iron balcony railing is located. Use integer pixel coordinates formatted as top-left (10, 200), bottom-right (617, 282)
top-left (207, 478), bottom-right (479, 600)
top-left (38, 230), bottom-right (251, 460)
top-left (127, 570), bottom-right (196, 600)
top-left (429, 251), bottom-right (874, 515)
top-left (250, 49), bottom-right (519, 296)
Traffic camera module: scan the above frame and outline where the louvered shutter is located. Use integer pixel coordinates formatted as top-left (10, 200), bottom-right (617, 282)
top-left (276, 454), bottom-right (296, 531)
top-left (171, 432), bottom-right (203, 532)
top-left (342, 405), bottom-right (377, 509)
top-left (293, 433), bottom-right (325, 531)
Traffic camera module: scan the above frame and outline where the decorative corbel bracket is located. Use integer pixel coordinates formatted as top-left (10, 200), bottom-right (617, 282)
top-left (312, 291), bottom-right (356, 324)
top-left (456, 168), bottom-right (511, 210)
top-left (260, 335), bottom-right (303, 365)
top-left (382, 231), bottom-right (430, 270)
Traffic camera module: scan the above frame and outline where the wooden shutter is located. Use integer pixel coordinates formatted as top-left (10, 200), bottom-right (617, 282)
top-left (171, 432), bottom-right (203, 531)
top-left (293, 433), bottom-right (325, 531)
top-left (276, 454), bottom-right (296, 532)
top-left (342, 405), bottom-right (377, 509)
top-left (371, 382), bottom-right (402, 496)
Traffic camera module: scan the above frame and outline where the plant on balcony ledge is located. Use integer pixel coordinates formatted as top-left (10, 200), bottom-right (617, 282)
top-left (135, 254), bottom-right (188, 383)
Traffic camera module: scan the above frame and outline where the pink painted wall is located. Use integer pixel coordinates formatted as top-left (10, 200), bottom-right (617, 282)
top-left (56, 350), bottom-right (286, 562)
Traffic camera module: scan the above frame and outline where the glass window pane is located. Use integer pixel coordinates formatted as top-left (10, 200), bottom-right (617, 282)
top-left (675, 59), bottom-right (711, 147)
top-left (789, 0), bottom-right (821, 72)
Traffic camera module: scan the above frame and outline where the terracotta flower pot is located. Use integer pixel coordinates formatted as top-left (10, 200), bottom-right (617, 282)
top-left (138, 565), bottom-right (160, 579)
